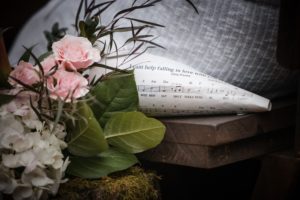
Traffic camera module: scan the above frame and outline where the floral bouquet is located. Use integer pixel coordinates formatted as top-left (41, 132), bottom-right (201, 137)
top-left (0, 1), bottom-right (167, 199)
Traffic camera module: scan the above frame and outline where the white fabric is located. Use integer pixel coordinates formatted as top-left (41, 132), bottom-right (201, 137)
top-left (9, 0), bottom-right (298, 99)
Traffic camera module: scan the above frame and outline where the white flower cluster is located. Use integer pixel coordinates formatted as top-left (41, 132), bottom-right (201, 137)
top-left (0, 94), bottom-right (69, 200)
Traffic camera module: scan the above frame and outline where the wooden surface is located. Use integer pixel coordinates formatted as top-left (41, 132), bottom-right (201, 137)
top-left (139, 98), bottom-right (296, 168)
top-left (252, 150), bottom-right (300, 200)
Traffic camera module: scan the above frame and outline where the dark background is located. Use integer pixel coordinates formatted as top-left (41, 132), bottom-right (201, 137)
top-left (141, 159), bottom-right (261, 200)
top-left (0, 0), bottom-right (48, 51)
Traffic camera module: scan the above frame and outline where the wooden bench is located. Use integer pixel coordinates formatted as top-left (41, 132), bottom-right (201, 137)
top-left (139, 98), bottom-right (296, 169)
top-left (138, 97), bottom-right (298, 199)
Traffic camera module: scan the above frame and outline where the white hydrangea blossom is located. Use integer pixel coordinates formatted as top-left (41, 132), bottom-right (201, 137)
top-left (0, 100), bottom-right (69, 200)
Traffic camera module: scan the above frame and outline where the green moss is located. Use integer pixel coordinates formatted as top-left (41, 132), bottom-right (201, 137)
top-left (51, 166), bottom-right (161, 200)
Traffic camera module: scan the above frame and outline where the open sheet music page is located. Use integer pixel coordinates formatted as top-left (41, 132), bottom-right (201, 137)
top-left (92, 54), bottom-right (271, 116)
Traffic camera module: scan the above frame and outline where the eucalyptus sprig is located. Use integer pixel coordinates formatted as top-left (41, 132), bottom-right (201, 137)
top-left (75, 0), bottom-right (165, 68)
top-left (44, 22), bottom-right (68, 51)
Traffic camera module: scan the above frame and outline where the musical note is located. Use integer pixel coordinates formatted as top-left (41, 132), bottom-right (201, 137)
top-left (114, 54), bottom-right (271, 116)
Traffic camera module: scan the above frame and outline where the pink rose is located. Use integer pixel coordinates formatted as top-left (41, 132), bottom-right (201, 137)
top-left (9, 61), bottom-right (40, 87)
top-left (52, 35), bottom-right (100, 71)
top-left (40, 55), bottom-right (58, 75)
top-left (47, 69), bottom-right (89, 101)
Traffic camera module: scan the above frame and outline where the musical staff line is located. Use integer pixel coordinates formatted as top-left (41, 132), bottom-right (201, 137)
top-left (139, 107), bottom-right (240, 116)
top-left (137, 84), bottom-right (252, 97)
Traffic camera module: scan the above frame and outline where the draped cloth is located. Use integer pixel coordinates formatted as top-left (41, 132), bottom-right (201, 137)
top-left (9, 0), bottom-right (298, 99)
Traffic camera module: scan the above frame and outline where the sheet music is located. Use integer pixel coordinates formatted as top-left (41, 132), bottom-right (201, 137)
top-left (92, 54), bottom-right (271, 116)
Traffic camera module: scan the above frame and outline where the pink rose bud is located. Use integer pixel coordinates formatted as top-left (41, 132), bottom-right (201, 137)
top-left (52, 35), bottom-right (100, 71)
top-left (9, 61), bottom-right (40, 87)
top-left (40, 55), bottom-right (58, 75)
top-left (47, 69), bottom-right (89, 101)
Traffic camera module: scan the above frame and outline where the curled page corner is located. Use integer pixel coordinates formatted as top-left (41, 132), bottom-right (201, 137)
top-left (95, 53), bottom-right (272, 117)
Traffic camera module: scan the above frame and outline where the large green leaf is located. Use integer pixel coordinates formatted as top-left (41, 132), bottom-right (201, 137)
top-left (67, 102), bottom-right (108, 157)
top-left (104, 112), bottom-right (166, 153)
top-left (90, 71), bottom-right (138, 127)
top-left (67, 148), bottom-right (138, 179)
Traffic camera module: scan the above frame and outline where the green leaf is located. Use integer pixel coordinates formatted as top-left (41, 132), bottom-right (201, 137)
top-left (18, 46), bottom-right (35, 63)
top-left (90, 71), bottom-right (138, 127)
top-left (75, 0), bottom-right (84, 32)
top-left (67, 148), bottom-right (138, 179)
top-left (38, 51), bottom-right (53, 62)
top-left (67, 102), bottom-right (109, 157)
top-left (79, 21), bottom-right (87, 37)
top-left (104, 111), bottom-right (166, 153)
top-left (124, 17), bottom-right (165, 27)
top-left (185, 0), bottom-right (199, 14)
top-left (44, 22), bottom-right (67, 51)
top-left (0, 94), bottom-right (15, 107)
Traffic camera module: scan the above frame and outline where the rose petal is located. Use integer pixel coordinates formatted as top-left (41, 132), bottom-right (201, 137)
top-left (9, 61), bottom-right (40, 87)
top-left (47, 69), bottom-right (89, 101)
top-left (52, 34), bottom-right (100, 70)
